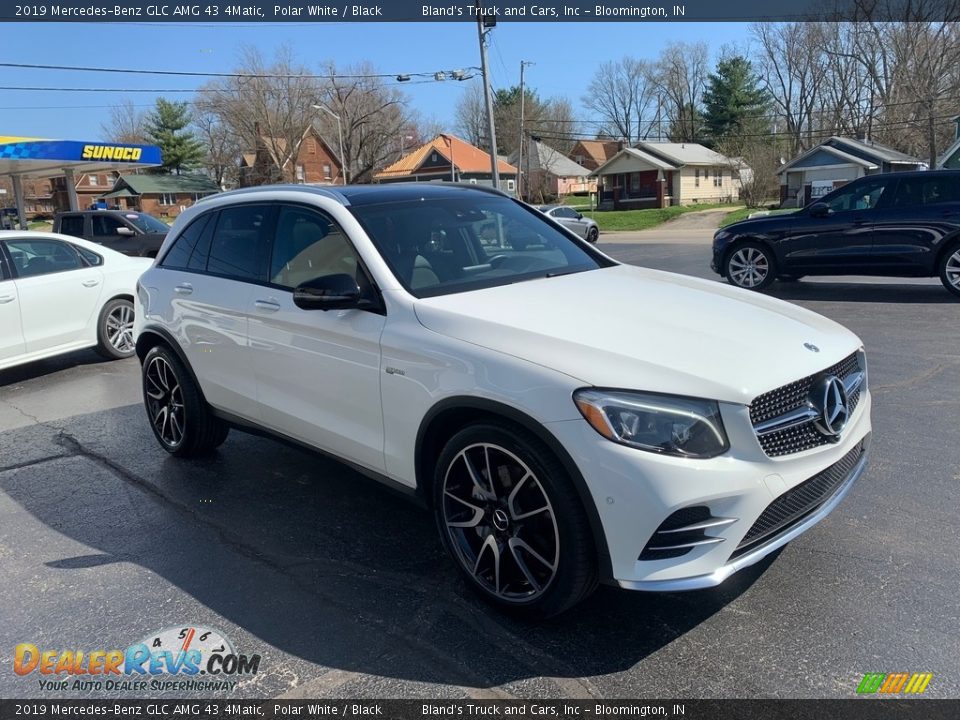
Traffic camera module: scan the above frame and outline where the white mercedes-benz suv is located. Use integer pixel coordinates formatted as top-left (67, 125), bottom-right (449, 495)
top-left (134, 184), bottom-right (871, 617)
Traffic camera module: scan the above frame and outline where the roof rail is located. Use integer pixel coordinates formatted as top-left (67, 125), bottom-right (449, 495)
top-left (196, 184), bottom-right (351, 206)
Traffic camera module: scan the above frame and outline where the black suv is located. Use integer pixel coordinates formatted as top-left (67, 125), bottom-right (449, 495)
top-left (53, 209), bottom-right (170, 257)
top-left (711, 170), bottom-right (960, 298)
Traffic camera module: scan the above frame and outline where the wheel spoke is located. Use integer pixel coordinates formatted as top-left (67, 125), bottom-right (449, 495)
top-left (506, 471), bottom-right (531, 520)
top-left (461, 451), bottom-right (494, 500)
top-left (509, 537), bottom-right (557, 573)
top-left (483, 445), bottom-right (497, 499)
top-left (443, 490), bottom-right (485, 528)
top-left (473, 533), bottom-right (501, 595)
top-left (508, 538), bottom-right (541, 592)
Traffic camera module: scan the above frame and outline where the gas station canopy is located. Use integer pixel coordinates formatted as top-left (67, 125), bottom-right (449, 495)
top-left (0, 135), bottom-right (162, 228)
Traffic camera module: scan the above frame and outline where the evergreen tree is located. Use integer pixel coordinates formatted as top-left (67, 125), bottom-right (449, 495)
top-left (144, 99), bottom-right (205, 174)
top-left (702, 56), bottom-right (770, 148)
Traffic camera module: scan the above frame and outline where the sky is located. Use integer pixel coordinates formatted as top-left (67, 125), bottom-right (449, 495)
top-left (0, 21), bottom-right (752, 141)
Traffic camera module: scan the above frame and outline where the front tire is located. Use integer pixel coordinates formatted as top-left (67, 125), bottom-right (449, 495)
top-left (433, 422), bottom-right (598, 617)
top-left (725, 242), bottom-right (777, 290)
top-left (95, 298), bottom-right (136, 360)
top-left (939, 242), bottom-right (960, 298)
top-left (142, 344), bottom-right (229, 457)
top-left (586, 226), bottom-right (599, 243)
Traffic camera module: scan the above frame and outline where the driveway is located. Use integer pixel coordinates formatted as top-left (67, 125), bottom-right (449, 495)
top-left (600, 207), bottom-right (735, 244)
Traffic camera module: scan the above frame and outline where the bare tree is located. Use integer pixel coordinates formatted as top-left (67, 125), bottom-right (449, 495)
top-left (101, 100), bottom-right (148, 144)
top-left (653, 42), bottom-right (710, 143)
top-left (198, 45), bottom-right (323, 184)
top-left (316, 61), bottom-right (413, 182)
top-left (191, 102), bottom-right (243, 188)
top-left (454, 83), bottom-right (487, 147)
top-left (581, 57), bottom-right (658, 144)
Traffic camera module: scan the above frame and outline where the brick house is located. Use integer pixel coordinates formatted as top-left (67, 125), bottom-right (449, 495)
top-left (50, 171), bottom-right (120, 212)
top-left (239, 124), bottom-right (343, 187)
top-left (0, 176), bottom-right (57, 218)
top-left (99, 174), bottom-right (220, 219)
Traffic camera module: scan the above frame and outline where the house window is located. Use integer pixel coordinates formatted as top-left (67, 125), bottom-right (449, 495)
top-left (695, 169), bottom-right (700, 187)
top-left (88, 175), bottom-right (98, 186)
top-left (506, 179), bottom-right (515, 192)
top-left (714, 169), bottom-right (722, 187)
top-left (159, 193), bottom-right (176, 205)
top-left (323, 163), bottom-right (332, 179)
top-left (296, 165), bottom-right (305, 183)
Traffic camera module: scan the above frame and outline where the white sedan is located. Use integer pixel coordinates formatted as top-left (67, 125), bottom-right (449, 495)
top-left (0, 231), bottom-right (152, 372)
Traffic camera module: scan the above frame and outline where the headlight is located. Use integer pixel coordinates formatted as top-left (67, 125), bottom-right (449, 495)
top-left (713, 230), bottom-right (731, 242)
top-left (573, 389), bottom-right (729, 459)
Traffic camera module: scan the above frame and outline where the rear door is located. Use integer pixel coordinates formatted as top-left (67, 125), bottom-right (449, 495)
top-left (870, 174), bottom-right (960, 274)
top-left (0, 248), bottom-right (25, 364)
top-left (155, 205), bottom-right (273, 422)
top-left (57, 214), bottom-right (86, 240)
top-left (778, 176), bottom-right (893, 274)
top-left (90, 214), bottom-right (140, 255)
top-left (3, 237), bottom-right (103, 353)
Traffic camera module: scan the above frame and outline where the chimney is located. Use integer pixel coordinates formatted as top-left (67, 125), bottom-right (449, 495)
top-left (617, 140), bottom-right (624, 152)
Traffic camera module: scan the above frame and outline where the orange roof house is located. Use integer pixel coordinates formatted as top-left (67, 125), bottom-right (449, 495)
top-left (374, 134), bottom-right (518, 194)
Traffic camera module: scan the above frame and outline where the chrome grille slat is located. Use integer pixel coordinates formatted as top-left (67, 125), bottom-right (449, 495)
top-left (750, 352), bottom-right (862, 457)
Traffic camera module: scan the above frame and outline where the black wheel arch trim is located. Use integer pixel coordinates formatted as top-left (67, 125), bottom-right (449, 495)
top-left (135, 325), bottom-right (210, 406)
top-left (415, 396), bottom-right (614, 582)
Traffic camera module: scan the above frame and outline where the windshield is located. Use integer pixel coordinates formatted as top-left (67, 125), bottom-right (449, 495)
top-left (349, 196), bottom-right (611, 298)
top-left (123, 212), bottom-right (170, 234)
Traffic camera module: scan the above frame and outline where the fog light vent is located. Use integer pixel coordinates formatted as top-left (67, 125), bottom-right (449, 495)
top-left (639, 506), bottom-right (735, 561)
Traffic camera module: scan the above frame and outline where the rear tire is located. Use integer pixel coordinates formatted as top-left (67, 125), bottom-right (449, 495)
top-left (95, 298), bottom-right (136, 360)
top-left (142, 344), bottom-right (229, 457)
top-left (586, 226), bottom-right (599, 243)
top-left (725, 242), bottom-right (777, 290)
top-left (939, 242), bottom-right (960, 298)
top-left (433, 421), bottom-right (598, 618)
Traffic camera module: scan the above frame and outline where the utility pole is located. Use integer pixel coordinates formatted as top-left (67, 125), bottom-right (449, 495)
top-left (476, 1), bottom-right (500, 189)
top-left (517, 60), bottom-right (534, 200)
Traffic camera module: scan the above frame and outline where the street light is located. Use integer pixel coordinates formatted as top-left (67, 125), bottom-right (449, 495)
top-left (312, 104), bottom-right (348, 185)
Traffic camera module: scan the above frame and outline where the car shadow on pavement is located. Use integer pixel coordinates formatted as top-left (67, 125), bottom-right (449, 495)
top-left (0, 404), bottom-right (776, 693)
top-left (0, 349), bottom-right (110, 387)
top-left (765, 280), bottom-right (955, 305)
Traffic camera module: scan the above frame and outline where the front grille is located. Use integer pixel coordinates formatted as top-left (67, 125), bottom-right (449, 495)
top-left (751, 352), bottom-right (862, 457)
top-left (730, 440), bottom-right (865, 560)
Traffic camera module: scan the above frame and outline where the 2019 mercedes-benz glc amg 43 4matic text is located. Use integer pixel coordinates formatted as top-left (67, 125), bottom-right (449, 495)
top-left (134, 184), bottom-right (872, 617)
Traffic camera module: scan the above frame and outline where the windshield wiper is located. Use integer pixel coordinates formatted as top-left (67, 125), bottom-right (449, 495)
top-left (544, 269), bottom-right (585, 278)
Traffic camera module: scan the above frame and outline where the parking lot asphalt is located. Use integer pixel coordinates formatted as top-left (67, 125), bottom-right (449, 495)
top-left (1, 244), bottom-right (958, 700)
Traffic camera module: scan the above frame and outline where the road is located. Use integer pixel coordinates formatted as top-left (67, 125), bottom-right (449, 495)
top-left (1, 244), bottom-right (958, 700)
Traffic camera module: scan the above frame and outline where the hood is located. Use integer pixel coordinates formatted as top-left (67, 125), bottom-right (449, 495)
top-left (720, 211), bottom-right (799, 235)
top-left (414, 265), bottom-right (861, 405)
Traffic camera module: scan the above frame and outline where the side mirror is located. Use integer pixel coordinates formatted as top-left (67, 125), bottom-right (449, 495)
top-left (809, 203), bottom-right (831, 218)
top-left (575, 213), bottom-right (583, 220)
top-left (293, 273), bottom-right (362, 311)
top-left (116, 226), bottom-right (136, 236)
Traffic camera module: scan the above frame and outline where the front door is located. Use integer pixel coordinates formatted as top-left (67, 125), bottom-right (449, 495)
top-left (779, 177), bottom-right (893, 275)
top-left (247, 204), bottom-right (387, 471)
top-left (90, 214), bottom-right (140, 255)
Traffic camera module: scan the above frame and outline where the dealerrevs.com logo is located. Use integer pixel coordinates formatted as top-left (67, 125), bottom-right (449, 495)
top-left (14, 625), bottom-right (261, 693)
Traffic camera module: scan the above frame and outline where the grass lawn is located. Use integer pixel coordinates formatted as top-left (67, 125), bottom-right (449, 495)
top-left (721, 207), bottom-right (797, 227)
top-left (583, 203), bottom-right (739, 232)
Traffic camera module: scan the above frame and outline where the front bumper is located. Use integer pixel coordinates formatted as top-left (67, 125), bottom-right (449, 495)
top-left (545, 390), bottom-right (872, 589)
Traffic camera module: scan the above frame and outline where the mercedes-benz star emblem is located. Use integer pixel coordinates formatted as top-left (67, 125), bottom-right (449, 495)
top-left (811, 375), bottom-right (849, 438)
top-left (804, 342), bottom-right (820, 353)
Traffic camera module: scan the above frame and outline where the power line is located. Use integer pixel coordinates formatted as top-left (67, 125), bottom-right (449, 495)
top-left (0, 61), bottom-right (480, 80)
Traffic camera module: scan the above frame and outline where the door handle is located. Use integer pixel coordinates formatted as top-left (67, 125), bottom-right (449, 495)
top-left (254, 299), bottom-right (281, 312)
top-left (852, 217), bottom-right (869, 226)
top-left (81, 279), bottom-right (100, 287)
top-left (0, 295), bottom-right (14, 304)
top-left (174, 283), bottom-right (193, 295)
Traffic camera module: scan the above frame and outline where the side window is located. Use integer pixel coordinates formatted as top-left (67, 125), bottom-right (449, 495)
top-left (207, 205), bottom-right (272, 281)
top-left (892, 176), bottom-right (960, 207)
top-left (73, 245), bottom-right (103, 267)
top-left (160, 214), bottom-right (213, 270)
top-left (92, 215), bottom-right (126, 236)
top-left (4, 239), bottom-right (83, 278)
top-left (825, 179), bottom-right (889, 213)
top-left (59, 215), bottom-right (85, 237)
top-left (270, 206), bottom-right (360, 290)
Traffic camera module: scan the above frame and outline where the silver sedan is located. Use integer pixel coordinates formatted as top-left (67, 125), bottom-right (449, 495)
top-left (537, 205), bottom-right (600, 243)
